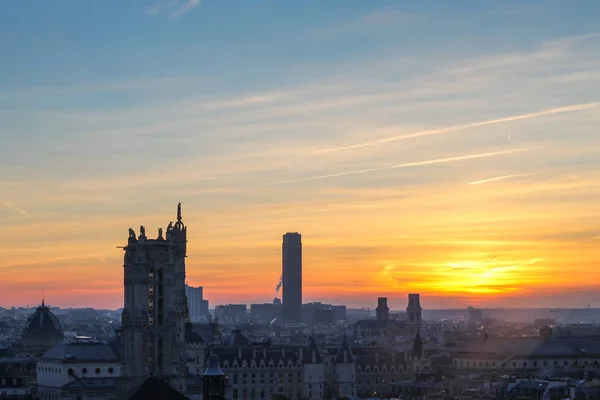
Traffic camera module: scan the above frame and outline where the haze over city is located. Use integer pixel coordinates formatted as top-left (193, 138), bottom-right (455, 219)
top-left (2, 1), bottom-right (600, 310)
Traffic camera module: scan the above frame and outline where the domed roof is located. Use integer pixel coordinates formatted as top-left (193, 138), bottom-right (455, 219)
top-left (24, 300), bottom-right (63, 334)
top-left (203, 354), bottom-right (224, 376)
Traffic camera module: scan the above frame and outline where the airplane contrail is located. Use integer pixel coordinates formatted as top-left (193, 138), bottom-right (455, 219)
top-left (97, 258), bottom-right (109, 264)
top-left (315, 101), bottom-right (600, 154)
top-left (468, 172), bottom-right (538, 186)
top-left (0, 251), bottom-right (114, 269)
top-left (268, 147), bottom-right (539, 185)
top-left (4, 202), bottom-right (28, 216)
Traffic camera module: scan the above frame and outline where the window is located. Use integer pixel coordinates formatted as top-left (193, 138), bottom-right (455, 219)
top-left (149, 284), bottom-right (154, 296)
top-left (149, 315), bottom-right (154, 325)
top-left (95, 368), bottom-right (101, 374)
top-left (68, 368), bottom-right (74, 375)
top-left (108, 368), bottom-right (114, 374)
top-left (82, 368), bottom-right (87, 374)
top-left (149, 270), bottom-right (154, 280)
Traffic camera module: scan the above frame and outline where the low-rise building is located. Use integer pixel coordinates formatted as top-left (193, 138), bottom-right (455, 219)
top-left (36, 340), bottom-right (120, 400)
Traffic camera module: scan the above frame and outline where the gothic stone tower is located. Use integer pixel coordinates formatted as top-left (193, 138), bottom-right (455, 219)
top-left (121, 204), bottom-right (188, 393)
top-left (407, 293), bottom-right (422, 337)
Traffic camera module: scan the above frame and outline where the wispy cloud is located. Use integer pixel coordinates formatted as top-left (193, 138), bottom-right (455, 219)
top-left (97, 258), bottom-right (109, 264)
top-left (172, 0), bottom-right (201, 18)
top-left (146, 0), bottom-right (201, 18)
top-left (315, 101), bottom-right (600, 154)
top-left (468, 172), bottom-right (539, 186)
top-left (311, 9), bottom-right (421, 39)
top-left (268, 147), bottom-right (538, 185)
top-left (4, 202), bottom-right (28, 216)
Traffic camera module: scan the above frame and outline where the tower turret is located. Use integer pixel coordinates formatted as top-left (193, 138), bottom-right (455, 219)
top-left (376, 297), bottom-right (389, 322)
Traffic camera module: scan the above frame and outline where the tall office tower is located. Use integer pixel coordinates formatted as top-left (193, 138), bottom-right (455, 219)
top-left (376, 297), bottom-right (389, 322)
top-left (282, 232), bottom-right (302, 323)
top-left (186, 284), bottom-right (209, 320)
top-left (120, 204), bottom-right (188, 393)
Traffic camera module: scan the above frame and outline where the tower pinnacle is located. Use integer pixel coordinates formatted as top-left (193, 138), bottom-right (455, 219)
top-left (177, 203), bottom-right (182, 222)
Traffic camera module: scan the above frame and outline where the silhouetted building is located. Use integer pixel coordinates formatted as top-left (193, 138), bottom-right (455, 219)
top-left (37, 341), bottom-right (120, 400)
top-left (21, 300), bottom-right (64, 356)
top-left (376, 297), bottom-right (389, 322)
top-left (186, 284), bottom-right (209, 321)
top-left (118, 375), bottom-right (188, 400)
top-left (0, 356), bottom-right (36, 398)
top-left (203, 354), bottom-right (226, 400)
top-left (250, 301), bottom-right (282, 323)
top-left (332, 305), bottom-right (347, 322)
top-left (282, 232), bottom-right (302, 323)
top-left (302, 302), bottom-right (346, 325)
top-left (120, 204), bottom-right (188, 393)
top-left (214, 304), bottom-right (247, 323)
top-left (198, 333), bottom-right (355, 400)
top-left (407, 293), bottom-right (422, 336)
top-left (467, 306), bottom-right (483, 333)
top-left (354, 294), bottom-right (423, 340)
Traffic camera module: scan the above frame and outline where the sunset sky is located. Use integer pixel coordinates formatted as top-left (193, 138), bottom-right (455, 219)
top-left (1, 1), bottom-right (600, 310)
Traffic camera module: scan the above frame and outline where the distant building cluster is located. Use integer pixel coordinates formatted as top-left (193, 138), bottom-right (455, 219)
top-left (186, 285), bottom-right (209, 322)
top-left (4, 203), bottom-right (600, 399)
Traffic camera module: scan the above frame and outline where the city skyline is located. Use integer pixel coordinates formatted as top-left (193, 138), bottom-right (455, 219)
top-left (2, 1), bottom-right (600, 310)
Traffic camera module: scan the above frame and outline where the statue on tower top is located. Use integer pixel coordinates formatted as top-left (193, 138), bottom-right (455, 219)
top-left (140, 225), bottom-right (146, 237)
top-left (128, 228), bottom-right (137, 240)
top-left (174, 203), bottom-right (185, 231)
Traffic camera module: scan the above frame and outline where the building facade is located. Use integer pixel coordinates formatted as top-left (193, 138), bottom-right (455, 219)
top-left (120, 203), bottom-right (188, 393)
top-left (0, 357), bottom-right (36, 399)
top-left (36, 341), bottom-right (120, 400)
top-left (189, 333), bottom-right (355, 400)
top-left (282, 232), bottom-right (302, 323)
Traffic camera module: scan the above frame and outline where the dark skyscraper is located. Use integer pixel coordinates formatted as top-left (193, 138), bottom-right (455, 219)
top-left (282, 232), bottom-right (302, 322)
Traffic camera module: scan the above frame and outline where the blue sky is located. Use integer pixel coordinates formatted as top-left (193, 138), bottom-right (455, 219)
top-left (1, 1), bottom-right (600, 309)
